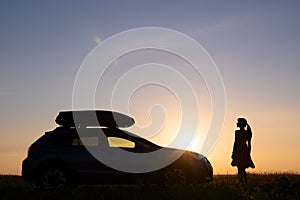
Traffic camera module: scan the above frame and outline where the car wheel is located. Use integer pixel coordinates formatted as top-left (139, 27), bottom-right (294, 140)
top-left (164, 169), bottom-right (186, 185)
top-left (41, 168), bottom-right (67, 190)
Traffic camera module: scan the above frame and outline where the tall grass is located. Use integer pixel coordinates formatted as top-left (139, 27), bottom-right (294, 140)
top-left (0, 174), bottom-right (299, 200)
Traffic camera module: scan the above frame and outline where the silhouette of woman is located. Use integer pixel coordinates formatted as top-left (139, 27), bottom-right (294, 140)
top-left (231, 118), bottom-right (255, 184)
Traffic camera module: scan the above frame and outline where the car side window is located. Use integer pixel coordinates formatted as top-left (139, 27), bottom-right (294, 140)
top-left (47, 136), bottom-right (71, 146)
top-left (72, 136), bottom-right (98, 147)
top-left (107, 137), bottom-right (135, 148)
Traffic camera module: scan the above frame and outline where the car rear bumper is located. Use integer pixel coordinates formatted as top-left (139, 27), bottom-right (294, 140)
top-left (22, 157), bottom-right (38, 183)
top-left (22, 158), bottom-right (30, 181)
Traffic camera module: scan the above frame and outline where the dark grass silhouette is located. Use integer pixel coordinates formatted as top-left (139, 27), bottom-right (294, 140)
top-left (0, 174), bottom-right (299, 200)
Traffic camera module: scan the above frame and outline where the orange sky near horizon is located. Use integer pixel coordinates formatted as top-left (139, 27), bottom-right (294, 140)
top-left (0, 106), bottom-right (299, 175)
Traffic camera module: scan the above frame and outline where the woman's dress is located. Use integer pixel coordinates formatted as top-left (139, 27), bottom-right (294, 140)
top-left (231, 129), bottom-right (255, 168)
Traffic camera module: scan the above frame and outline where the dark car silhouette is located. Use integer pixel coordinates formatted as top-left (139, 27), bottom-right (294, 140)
top-left (22, 111), bottom-right (213, 189)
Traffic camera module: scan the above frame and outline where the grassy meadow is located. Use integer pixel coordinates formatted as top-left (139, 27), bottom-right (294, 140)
top-left (0, 174), bottom-right (299, 200)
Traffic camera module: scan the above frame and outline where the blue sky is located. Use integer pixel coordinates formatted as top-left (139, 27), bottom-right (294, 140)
top-left (0, 1), bottom-right (299, 174)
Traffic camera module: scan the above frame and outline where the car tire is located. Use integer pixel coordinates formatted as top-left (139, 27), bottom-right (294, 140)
top-left (40, 167), bottom-right (67, 190)
top-left (164, 168), bottom-right (186, 185)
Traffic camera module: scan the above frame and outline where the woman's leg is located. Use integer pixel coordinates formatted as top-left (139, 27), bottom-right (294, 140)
top-left (240, 167), bottom-right (247, 183)
top-left (238, 167), bottom-right (247, 184)
top-left (237, 167), bottom-right (243, 184)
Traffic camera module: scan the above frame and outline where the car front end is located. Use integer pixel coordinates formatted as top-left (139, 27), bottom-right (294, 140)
top-left (182, 151), bottom-right (213, 183)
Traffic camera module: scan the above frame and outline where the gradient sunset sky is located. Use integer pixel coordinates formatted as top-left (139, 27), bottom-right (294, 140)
top-left (0, 1), bottom-right (299, 175)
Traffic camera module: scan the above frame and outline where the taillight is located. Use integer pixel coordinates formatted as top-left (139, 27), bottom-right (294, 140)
top-left (28, 145), bottom-right (39, 156)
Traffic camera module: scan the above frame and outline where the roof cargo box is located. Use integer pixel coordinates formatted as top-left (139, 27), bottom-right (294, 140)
top-left (55, 110), bottom-right (135, 128)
